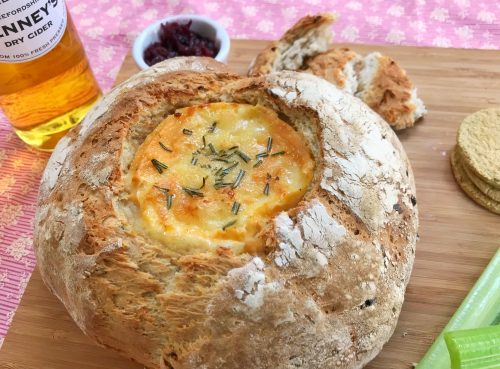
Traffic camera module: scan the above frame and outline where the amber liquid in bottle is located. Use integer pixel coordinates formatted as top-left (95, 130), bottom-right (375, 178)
top-left (0, 13), bottom-right (100, 151)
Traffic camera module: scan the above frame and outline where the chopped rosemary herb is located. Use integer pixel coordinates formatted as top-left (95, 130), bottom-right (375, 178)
top-left (255, 152), bottom-right (269, 159)
top-left (191, 157), bottom-right (198, 165)
top-left (232, 170), bottom-right (246, 189)
top-left (159, 142), bottom-right (172, 152)
top-left (235, 150), bottom-right (251, 163)
top-left (154, 186), bottom-right (169, 195)
top-left (212, 158), bottom-right (229, 163)
top-left (166, 194), bottom-right (174, 209)
top-left (225, 151), bottom-right (237, 159)
top-left (228, 145), bottom-right (239, 151)
top-left (267, 136), bottom-right (273, 153)
top-left (263, 182), bottom-right (270, 196)
top-left (182, 128), bottom-right (193, 136)
top-left (182, 187), bottom-right (204, 197)
top-left (202, 135), bottom-right (206, 148)
top-left (151, 159), bottom-right (168, 173)
top-left (271, 150), bottom-right (286, 156)
top-left (214, 182), bottom-right (233, 189)
top-left (208, 143), bottom-right (217, 155)
top-left (222, 219), bottom-right (237, 231)
top-left (215, 167), bottom-right (223, 176)
top-left (198, 176), bottom-right (207, 189)
top-left (208, 122), bottom-right (217, 133)
top-left (231, 201), bottom-right (241, 215)
top-left (221, 162), bottom-right (238, 176)
top-left (253, 160), bottom-right (263, 168)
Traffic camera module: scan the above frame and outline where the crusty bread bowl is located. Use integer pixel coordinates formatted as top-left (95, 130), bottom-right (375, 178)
top-left (34, 57), bottom-right (418, 369)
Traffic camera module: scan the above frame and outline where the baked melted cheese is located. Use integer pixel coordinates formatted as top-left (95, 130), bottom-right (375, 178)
top-left (129, 103), bottom-right (314, 254)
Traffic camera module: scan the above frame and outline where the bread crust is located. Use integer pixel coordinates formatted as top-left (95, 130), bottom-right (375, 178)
top-left (357, 53), bottom-right (418, 130)
top-left (35, 57), bottom-right (418, 369)
top-left (248, 13), bottom-right (335, 76)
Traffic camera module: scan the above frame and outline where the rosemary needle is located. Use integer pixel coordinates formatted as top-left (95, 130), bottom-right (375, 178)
top-left (253, 160), bottom-right (263, 168)
top-left (166, 194), bottom-right (174, 209)
top-left (151, 159), bottom-right (168, 174)
top-left (267, 136), bottom-right (273, 153)
top-left (231, 201), bottom-right (241, 215)
top-left (232, 170), bottom-right (246, 189)
top-left (208, 143), bottom-right (217, 155)
top-left (154, 186), bottom-right (169, 195)
top-left (263, 182), bottom-right (270, 196)
top-left (222, 219), bottom-right (237, 231)
top-left (182, 187), bottom-right (204, 197)
top-left (236, 150), bottom-right (251, 163)
top-left (159, 142), bottom-right (172, 152)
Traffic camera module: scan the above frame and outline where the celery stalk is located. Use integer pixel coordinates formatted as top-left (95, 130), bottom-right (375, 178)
top-left (416, 248), bottom-right (500, 369)
top-left (445, 325), bottom-right (500, 369)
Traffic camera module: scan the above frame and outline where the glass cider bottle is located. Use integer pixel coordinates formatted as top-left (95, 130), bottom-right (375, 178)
top-left (0, 0), bottom-right (101, 151)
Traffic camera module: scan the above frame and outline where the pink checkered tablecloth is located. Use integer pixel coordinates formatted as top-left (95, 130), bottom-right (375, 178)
top-left (1, 0), bottom-right (499, 346)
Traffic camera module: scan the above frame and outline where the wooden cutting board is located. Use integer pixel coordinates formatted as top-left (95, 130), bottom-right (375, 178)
top-left (1, 39), bottom-right (500, 369)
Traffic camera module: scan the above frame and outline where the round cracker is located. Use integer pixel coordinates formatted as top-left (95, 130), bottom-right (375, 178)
top-left (463, 161), bottom-right (500, 202)
top-left (450, 146), bottom-right (500, 215)
top-left (457, 108), bottom-right (500, 188)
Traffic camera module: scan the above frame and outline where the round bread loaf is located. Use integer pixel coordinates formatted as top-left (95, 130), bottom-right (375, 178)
top-left (34, 57), bottom-right (419, 369)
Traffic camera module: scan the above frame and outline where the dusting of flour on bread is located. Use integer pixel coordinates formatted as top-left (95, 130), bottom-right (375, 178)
top-left (267, 72), bottom-right (408, 231)
top-left (230, 257), bottom-right (281, 310)
top-left (274, 212), bottom-right (304, 267)
top-left (40, 135), bottom-right (72, 197)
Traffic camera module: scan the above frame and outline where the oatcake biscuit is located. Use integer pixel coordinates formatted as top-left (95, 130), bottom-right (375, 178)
top-left (451, 146), bottom-right (500, 214)
top-left (463, 160), bottom-right (500, 202)
top-left (457, 108), bottom-right (500, 189)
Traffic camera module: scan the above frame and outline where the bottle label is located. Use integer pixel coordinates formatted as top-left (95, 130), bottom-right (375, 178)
top-left (0, 0), bottom-right (67, 63)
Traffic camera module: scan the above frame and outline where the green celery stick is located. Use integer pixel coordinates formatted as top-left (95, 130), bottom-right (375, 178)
top-left (416, 248), bottom-right (500, 369)
top-left (445, 325), bottom-right (500, 369)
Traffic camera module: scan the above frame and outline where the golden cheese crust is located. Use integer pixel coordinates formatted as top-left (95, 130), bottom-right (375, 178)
top-left (129, 102), bottom-right (315, 254)
top-left (34, 57), bottom-right (418, 369)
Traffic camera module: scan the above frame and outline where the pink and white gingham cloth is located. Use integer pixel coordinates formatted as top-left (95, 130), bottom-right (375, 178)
top-left (1, 0), bottom-right (499, 346)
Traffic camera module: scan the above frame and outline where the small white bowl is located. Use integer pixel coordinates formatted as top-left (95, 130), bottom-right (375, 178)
top-left (133, 14), bottom-right (231, 70)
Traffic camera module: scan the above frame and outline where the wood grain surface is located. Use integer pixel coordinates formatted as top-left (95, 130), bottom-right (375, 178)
top-left (1, 39), bottom-right (500, 369)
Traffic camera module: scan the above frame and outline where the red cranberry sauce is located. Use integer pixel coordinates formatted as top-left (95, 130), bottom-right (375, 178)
top-left (144, 21), bottom-right (219, 66)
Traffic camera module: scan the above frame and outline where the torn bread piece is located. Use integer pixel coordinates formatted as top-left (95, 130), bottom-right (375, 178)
top-left (303, 48), bottom-right (363, 95)
top-left (248, 13), bottom-right (336, 76)
top-left (249, 13), bottom-right (426, 130)
top-left (357, 52), bottom-right (426, 130)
